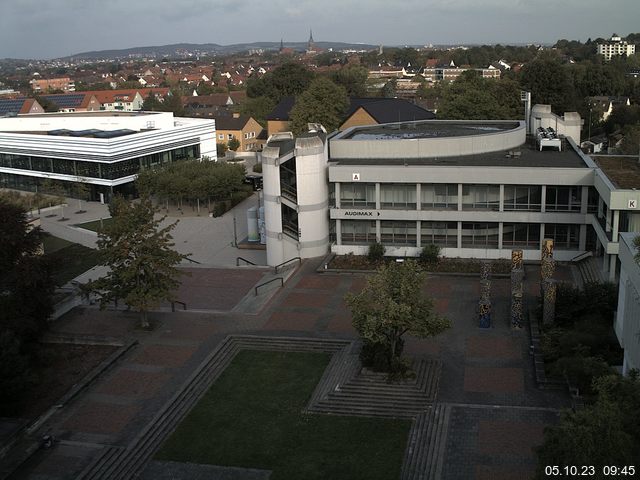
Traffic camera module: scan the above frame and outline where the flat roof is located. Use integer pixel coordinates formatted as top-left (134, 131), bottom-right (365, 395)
top-left (331, 137), bottom-right (588, 169)
top-left (13, 111), bottom-right (160, 118)
top-left (342, 121), bottom-right (521, 140)
top-left (592, 155), bottom-right (640, 189)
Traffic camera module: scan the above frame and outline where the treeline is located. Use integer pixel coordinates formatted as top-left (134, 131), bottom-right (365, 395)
top-left (136, 160), bottom-right (251, 215)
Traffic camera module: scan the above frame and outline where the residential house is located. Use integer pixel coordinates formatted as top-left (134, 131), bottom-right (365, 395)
top-left (30, 77), bottom-right (75, 93)
top-left (598, 34), bottom-right (636, 61)
top-left (82, 90), bottom-right (145, 111)
top-left (588, 96), bottom-right (631, 122)
top-left (215, 114), bottom-right (265, 152)
top-left (0, 98), bottom-right (44, 116)
top-left (38, 93), bottom-right (101, 112)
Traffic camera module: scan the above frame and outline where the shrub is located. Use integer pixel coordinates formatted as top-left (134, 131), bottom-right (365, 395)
top-left (552, 356), bottom-right (613, 395)
top-left (367, 241), bottom-right (386, 263)
top-left (253, 162), bottom-right (263, 173)
top-left (419, 244), bottom-right (441, 264)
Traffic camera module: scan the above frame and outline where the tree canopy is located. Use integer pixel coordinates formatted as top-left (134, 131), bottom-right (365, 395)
top-left (246, 61), bottom-right (315, 103)
top-left (87, 197), bottom-right (188, 328)
top-left (289, 77), bottom-right (349, 134)
top-left (330, 65), bottom-right (369, 97)
top-left (519, 57), bottom-right (577, 113)
top-left (345, 260), bottom-right (451, 370)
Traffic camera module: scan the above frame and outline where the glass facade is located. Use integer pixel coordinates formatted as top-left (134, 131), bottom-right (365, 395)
top-left (380, 184), bottom-right (416, 209)
top-left (0, 145), bottom-right (199, 181)
top-left (545, 186), bottom-right (581, 212)
top-left (503, 185), bottom-right (542, 211)
top-left (502, 223), bottom-right (541, 248)
top-left (380, 221), bottom-right (417, 246)
top-left (461, 222), bottom-right (500, 248)
top-left (462, 185), bottom-right (500, 210)
top-left (544, 224), bottom-right (580, 250)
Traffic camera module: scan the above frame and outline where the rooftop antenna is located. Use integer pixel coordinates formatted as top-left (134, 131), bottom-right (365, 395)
top-left (520, 91), bottom-right (531, 133)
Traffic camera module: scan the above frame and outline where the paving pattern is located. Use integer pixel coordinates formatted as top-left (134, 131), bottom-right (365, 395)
top-left (3, 260), bottom-right (575, 480)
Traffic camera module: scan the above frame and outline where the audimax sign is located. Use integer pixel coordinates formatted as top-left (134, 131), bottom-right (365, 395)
top-left (343, 211), bottom-right (381, 217)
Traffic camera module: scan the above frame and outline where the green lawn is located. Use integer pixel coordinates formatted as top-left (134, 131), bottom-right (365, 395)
top-left (43, 234), bottom-right (101, 285)
top-left (74, 217), bottom-right (113, 232)
top-left (156, 350), bottom-right (411, 480)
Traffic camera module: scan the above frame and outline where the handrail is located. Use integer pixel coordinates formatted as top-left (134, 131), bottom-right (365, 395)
top-left (569, 251), bottom-right (592, 263)
top-left (274, 256), bottom-right (301, 274)
top-left (254, 277), bottom-right (283, 296)
top-left (236, 256), bottom-right (257, 266)
top-left (171, 300), bottom-right (187, 312)
top-left (184, 256), bottom-right (202, 264)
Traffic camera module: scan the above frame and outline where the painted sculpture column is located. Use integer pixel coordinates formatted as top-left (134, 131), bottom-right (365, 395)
top-left (511, 249), bottom-right (524, 329)
top-left (479, 262), bottom-right (492, 328)
top-left (540, 238), bottom-right (556, 326)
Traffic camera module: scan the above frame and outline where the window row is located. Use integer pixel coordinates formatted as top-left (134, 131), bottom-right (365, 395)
top-left (0, 145), bottom-right (199, 180)
top-left (334, 183), bottom-right (593, 212)
top-left (339, 220), bottom-right (580, 250)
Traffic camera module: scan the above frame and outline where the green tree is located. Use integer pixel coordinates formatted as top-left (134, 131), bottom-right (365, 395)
top-left (228, 137), bottom-right (241, 151)
top-left (246, 61), bottom-right (314, 102)
top-left (239, 96), bottom-right (276, 126)
top-left (289, 77), bottom-right (349, 134)
top-left (86, 197), bottom-right (189, 328)
top-left (330, 65), bottom-right (369, 97)
top-left (217, 142), bottom-right (228, 157)
top-left (345, 260), bottom-right (451, 371)
top-left (519, 57), bottom-right (577, 113)
top-left (619, 124), bottom-right (640, 155)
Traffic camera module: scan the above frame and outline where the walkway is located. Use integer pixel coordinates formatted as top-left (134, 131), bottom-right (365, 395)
top-left (4, 259), bottom-right (570, 480)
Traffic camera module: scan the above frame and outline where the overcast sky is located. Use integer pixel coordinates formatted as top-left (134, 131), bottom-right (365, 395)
top-left (0, 0), bottom-right (638, 59)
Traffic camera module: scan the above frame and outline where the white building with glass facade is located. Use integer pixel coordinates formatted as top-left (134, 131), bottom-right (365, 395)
top-left (0, 111), bottom-right (216, 202)
top-left (262, 114), bottom-right (640, 283)
top-left (615, 233), bottom-right (640, 375)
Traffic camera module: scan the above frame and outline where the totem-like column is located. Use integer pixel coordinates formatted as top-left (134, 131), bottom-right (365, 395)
top-left (511, 249), bottom-right (524, 329)
top-left (479, 262), bottom-right (492, 328)
top-left (540, 239), bottom-right (556, 326)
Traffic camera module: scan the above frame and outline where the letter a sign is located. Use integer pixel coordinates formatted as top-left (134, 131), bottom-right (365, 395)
top-left (352, 173), bottom-right (360, 181)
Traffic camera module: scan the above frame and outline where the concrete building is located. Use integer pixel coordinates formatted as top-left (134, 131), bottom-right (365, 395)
top-left (261, 109), bottom-right (640, 281)
top-left (0, 111), bottom-right (216, 202)
top-left (615, 233), bottom-right (640, 374)
top-left (615, 232), bottom-right (640, 375)
top-left (597, 34), bottom-right (636, 61)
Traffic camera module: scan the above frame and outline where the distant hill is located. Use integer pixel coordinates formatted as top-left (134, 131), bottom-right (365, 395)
top-left (65, 41), bottom-right (380, 60)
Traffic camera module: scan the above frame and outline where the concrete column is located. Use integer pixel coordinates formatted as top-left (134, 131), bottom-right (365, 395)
top-left (579, 224), bottom-right (587, 251)
top-left (540, 185), bottom-right (546, 213)
top-left (457, 221), bottom-right (462, 249)
top-left (580, 185), bottom-right (589, 214)
top-left (606, 208), bottom-right (612, 232)
top-left (498, 222), bottom-right (503, 250)
top-left (609, 254), bottom-right (617, 282)
top-left (376, 219), bottom-right (381, 242)
top-left (335, 182), bottom-right (341, 209)
top-left (598, 197), bottom-right (603, 219)
top-left (458, 184), bottom-right (463, 211)
top-left (539, 224), bottom-right (545, 251)
top-left (416, 220), bottom-right (422, 248)
top-left (336, 219), bottom-right (342, 245)
top-left (375, 183), bottom-right (381, 210)
top-left (602, 253), bottom-right (609, 273)
top-left (612, 210), bottom-right (620, 240)
top-left (499, 184), bottom-right (505, 212)
top-left (416, 184), bottom-right (421, 211)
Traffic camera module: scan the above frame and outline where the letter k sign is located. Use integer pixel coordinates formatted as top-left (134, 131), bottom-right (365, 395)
top-left (629, 199), bottom-right (637, 209)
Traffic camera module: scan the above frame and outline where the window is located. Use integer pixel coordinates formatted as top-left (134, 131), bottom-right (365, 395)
top-left (462, 185), bottom-right (500, 210)
top-left (218, 134), bottom-right (223, 139)
top-left (380, 221), bottom-right (417, 246)
top-left (340, 183), bottom-right (376, 208)
top-left (502, 223), bottom-right (540, 248)
top-left (341, 220), bottom-right (376, 245)
top-left (461, 223), bottom-right (499, 248)
top-left (544, 224), bottom-right (579, 250)
top-left (380, 184), bottom-right (416, 209)
top-left (503, 185), bottom-right (542, 211)
top-left (545, 186), bottom-right (581, 212)
top-left (227, 134), bottom-right (233, 140)
top-left (421, 184), bottom-right (457, 210)
top-left (421, 221), bottom-right (457, 247)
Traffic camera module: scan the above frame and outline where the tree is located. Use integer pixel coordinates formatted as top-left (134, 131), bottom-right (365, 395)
top-left (86, 197), bottom-right (189, 328)
top-left (345, 260), bottom-right (451, 372)
top-left (330, 65), bottom-right (369, 97)
top-left (228, 137), bottom-right (241, 151)
top-left (246, 61), bottom-right (314, 102)
top-left (239, 96), bottom-right (276, 126)
top-left (289, 77), bottom-right (349, 134)
top-left (0, 200), bottom-right (53, 414)
top-left (217, 142), bottom-right (228, 157)
top-left (519, 57), bottom-right (577, 113)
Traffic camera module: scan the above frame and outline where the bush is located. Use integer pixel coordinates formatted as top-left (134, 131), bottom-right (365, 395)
top-left (419, 244), bottom-right (441, 264)
top-left (552, 356), bottom-right (613, 395)
top-left (253, 162), bottom-right (263, 173)
top-left (367, 242), bottom-right (386, 263)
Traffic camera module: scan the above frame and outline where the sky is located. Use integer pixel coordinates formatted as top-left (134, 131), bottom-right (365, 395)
top-left (0, 0), bottom-right (638, 59)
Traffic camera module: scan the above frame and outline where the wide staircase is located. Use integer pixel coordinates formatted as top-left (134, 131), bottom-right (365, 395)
top-left (76, 335), bottom-right (349, 480)
top-left (576, 256), bottom-right (604, 285)
top-left (306, 345), bottom-right (442, 419)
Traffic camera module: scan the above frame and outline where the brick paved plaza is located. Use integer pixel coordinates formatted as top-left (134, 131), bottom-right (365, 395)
top-left (7, 260), bottom-right (571, 479)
